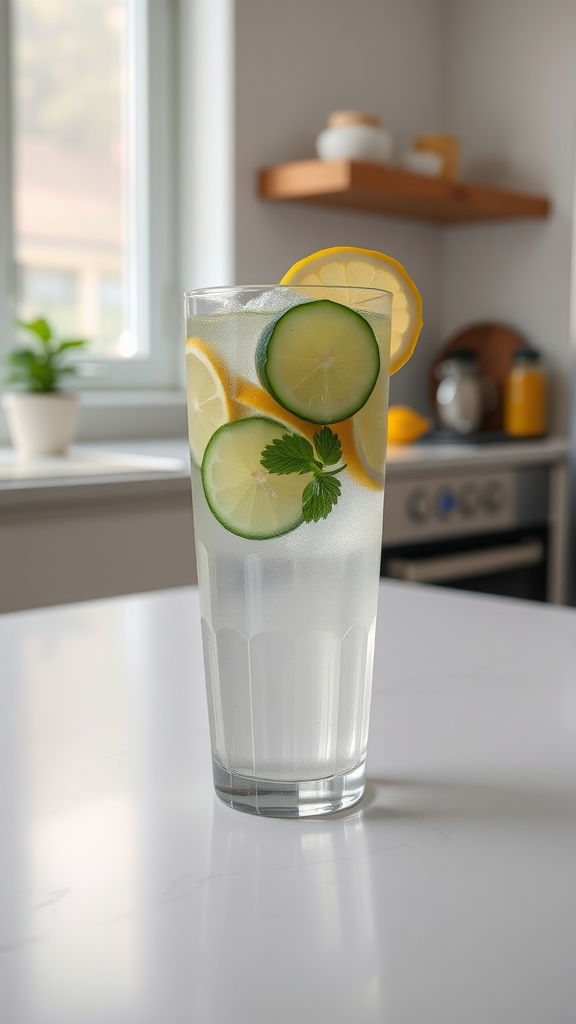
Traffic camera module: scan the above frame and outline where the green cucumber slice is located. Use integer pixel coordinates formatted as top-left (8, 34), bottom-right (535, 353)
top-left (255, 299), bottom-right (380, 424)
top-left (201, 416), bottom-right (312, 539)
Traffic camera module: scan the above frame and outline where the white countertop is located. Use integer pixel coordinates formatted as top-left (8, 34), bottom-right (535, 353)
top-left (0, 435), bottom-right (567, 510)
top-left (386, 434), bottom-right (567, 476)
top-left (1, 581), bottom-right (575, 1024)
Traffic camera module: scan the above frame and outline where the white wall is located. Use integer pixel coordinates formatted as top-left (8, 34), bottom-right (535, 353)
top-left (234, 0), bottom-right (450, 413)
top-left (233, 0), bottom-right (576, 428)
top-left (443, 0), bottom-right (576, 434)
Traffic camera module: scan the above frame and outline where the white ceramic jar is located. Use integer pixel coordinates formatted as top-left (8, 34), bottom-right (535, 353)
top-left (316, 111), bottom-right (393, 164)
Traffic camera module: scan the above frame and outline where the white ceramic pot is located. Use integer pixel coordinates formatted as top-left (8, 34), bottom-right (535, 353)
top-left (316, 123), bottom-right (393, 163)
top-left (1, 392), bottom-right (80, 457)
top-left (316, 111), bottom-right (393, 164)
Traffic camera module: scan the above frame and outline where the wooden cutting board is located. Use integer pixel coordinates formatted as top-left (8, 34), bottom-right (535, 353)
top-left (429, 322), bottom-right (529, 431)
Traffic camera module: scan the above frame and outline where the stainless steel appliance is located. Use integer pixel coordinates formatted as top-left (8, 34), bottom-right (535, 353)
top-left (381, 458), bottom-right (564, 602)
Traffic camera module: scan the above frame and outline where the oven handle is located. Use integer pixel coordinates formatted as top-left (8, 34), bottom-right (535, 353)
top-left (385, 538), bottom-right (544, 584)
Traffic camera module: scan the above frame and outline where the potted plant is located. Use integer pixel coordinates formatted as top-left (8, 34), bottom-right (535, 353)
top-left (1, 317), bottom-right (88, 457)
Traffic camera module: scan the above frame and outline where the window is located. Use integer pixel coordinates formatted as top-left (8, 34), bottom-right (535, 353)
top-left (0, 0), bottom-right (179, 392)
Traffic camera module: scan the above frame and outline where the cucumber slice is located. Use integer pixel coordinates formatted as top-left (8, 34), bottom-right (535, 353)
top-left (256, 299), bottom-right (380, 424)
top-left (201, 416), bottom-right (312, 539)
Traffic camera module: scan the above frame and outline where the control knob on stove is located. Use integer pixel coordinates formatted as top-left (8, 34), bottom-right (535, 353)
top-left (483, 479), bottom-right (507, 513)
top-left (436, 487), bottom-right (457, 518)
top-left (458, 483), bottom-right (479, 516)
top-left (406, 488), bottom-right (431, 523)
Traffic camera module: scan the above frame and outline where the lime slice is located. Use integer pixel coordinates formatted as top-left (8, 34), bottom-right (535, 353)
top-left (202, 416), bottom-right (312, 539)
top-left (185, 337), bottom-right (232, 466)
top-left (255, 299), bottom-right (380, 424)
top-left (280, 246), bottom-right (422, 375)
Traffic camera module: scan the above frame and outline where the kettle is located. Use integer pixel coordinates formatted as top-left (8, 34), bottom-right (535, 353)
top-left (434, 350), bottom-right (483, 434)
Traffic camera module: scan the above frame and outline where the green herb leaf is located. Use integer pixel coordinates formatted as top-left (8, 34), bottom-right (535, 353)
top-left (261, 426), bottom-right (347, 525)
top-left (313, 425), bottom-right (342, 466)
top-left (302, 474), bottom-right (342, 522)
top-left (260, 432), bottom-right (319, 475)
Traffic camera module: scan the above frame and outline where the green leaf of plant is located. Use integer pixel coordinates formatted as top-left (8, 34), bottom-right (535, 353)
top-left (3, 370), bottom-right (29, 386)
top-left (56, 339), bottom-right (88, 353)
top-left (8, 319), bottom-right (87, 391)
top-left (260, 432), bottom-right (319, 476)
top-left (301, 474), bottom-right (342, 523)
top-left (7, 348), bottom-right (39, 367)
top-left (17, 317), bottom-right (52, 342)
top-left (31, 366), bottom-right (54, 389)
top-left (313, 425), bottom-right (343, 466)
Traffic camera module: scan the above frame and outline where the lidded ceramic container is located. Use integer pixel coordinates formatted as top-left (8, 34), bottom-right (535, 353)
top-left (316, 111), bottom-right (393, 163)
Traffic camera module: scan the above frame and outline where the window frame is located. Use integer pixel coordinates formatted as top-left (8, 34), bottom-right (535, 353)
top-left (0, 0), bottom-right (181, 395)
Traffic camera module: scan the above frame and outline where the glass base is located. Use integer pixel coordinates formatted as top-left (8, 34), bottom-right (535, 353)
top-left (212, 758), bottom-right (366, 818)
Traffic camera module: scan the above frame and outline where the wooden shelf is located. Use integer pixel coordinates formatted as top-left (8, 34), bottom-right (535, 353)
top-left (257, 159), bottom-right (550, 224)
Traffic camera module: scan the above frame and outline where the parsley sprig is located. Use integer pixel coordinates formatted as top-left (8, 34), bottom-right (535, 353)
top-left (260, 426), bottom-right (346, 523)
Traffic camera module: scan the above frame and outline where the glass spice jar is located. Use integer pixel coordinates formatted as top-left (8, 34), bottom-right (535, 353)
top-left (503, 350), bottom-right (548, 437)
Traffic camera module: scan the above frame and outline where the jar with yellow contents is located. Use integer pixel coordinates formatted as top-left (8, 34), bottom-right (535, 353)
top-left (503, 350), bottom-right (548, 438)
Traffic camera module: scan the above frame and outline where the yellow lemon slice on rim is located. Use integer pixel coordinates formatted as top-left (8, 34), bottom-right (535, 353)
top-left (280, 245), bottom-right (423, 375)
top-left (185, 337), bottom-right (232, 466)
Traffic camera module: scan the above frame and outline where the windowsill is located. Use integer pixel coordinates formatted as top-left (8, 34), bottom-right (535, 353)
top-left (0, 388), bottom-right (188, 447)
top-left (0, 438), bottom-right (191, 510)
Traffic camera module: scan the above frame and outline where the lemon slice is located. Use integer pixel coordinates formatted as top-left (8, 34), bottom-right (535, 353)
top-left (280, 245), bottom-right (423, 374)
top-left (185, 338), bottom-right (232, 466)
top-left (348, 372), bottom-right (388, 488)
top-left (236, 378), bottom-right (317, 441)
top-left (202, 417), bottom-right (311, 539)
top-left (255, 299), bottom-right (380, 423)
top-left (388, 406), bottom-right (432, 445)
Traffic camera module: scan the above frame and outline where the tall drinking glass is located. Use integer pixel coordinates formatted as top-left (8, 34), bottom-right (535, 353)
top-left (184, 284), bottom-right (392, 817)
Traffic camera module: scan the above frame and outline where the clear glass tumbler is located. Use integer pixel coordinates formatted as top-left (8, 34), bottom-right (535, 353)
top-left (184, 284), bottom-right (392, 816)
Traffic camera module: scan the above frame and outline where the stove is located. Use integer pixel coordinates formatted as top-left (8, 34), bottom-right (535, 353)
top-left (383, 464), bottom-right (548, 546)
top-left (381, 439), bottom-right (568, 603)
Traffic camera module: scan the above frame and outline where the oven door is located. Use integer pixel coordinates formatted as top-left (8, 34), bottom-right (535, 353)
top-left (381, 528), bottom-right (548, 602)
